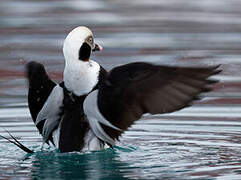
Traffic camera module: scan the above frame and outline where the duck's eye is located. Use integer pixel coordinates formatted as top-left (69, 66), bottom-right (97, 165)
top-left (89, 37), bottom-right (93, 43)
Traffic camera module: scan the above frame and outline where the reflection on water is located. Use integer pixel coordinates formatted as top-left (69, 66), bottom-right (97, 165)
top-left (28, 148), bottom-right (131, 180)
top-left (1, 0), bottom-right (241, 179)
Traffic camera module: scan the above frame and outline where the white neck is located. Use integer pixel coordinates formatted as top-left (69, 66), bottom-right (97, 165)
top-left (63, 59), bottom-right (100, 96)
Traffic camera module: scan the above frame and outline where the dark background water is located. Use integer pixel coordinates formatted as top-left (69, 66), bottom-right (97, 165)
top-left (1, 0), bottom-right (241, 179)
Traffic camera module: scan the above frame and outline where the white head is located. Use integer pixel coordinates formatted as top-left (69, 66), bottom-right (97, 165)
top-left (63, 26), bottom-right (102, 64)
top-left (63, 26), bottom-right (102, 96)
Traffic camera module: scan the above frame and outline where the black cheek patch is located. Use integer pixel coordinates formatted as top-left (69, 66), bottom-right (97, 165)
top-left (79, 42), bottom-right (91, 61)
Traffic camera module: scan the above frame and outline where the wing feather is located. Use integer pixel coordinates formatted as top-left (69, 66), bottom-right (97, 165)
top-left (36, 85), bottom-right (64, 142)
top-left (25, 61), bottom-right (63, 143)
top-left (92, 62), bottom-right (221, 141)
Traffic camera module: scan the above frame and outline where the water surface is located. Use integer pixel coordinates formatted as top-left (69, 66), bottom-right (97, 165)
top-left (1, 0), bottom-right (241, 179)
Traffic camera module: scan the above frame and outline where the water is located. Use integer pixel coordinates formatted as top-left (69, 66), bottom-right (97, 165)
top-left (1, 0), bottom-right (241, 179)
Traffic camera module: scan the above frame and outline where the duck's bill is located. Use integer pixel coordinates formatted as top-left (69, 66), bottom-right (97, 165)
top-left (93, 43), bottom-right (103, 52)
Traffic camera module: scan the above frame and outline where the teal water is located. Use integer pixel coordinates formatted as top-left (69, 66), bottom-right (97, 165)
top-left (1, 123), bottom-right (241, 180)
top-left (1, 106), bottom-right (241, 179)
top-left (1, 0), bottom-right (241, 179)
top-left (0, 146), bottom-right (135, 180)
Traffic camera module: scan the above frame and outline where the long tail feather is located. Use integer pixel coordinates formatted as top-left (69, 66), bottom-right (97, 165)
top-left (0, 129), bottom-right (34, 153)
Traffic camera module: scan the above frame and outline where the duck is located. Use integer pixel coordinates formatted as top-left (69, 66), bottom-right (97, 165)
top-left (18, 26), bottom-right (221, 153)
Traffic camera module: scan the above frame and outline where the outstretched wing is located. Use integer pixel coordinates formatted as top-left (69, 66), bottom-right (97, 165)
top-left (84, 62), bottom-right (221, 145)
top-left (25, 61), bottom-right (63, 141)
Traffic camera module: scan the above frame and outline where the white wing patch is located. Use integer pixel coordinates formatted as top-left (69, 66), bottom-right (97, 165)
top-left (83, 90), bottom-right (122, 146)
top-left (35, 85), bottom-right (64, 143)
top-left (52, 128), bottom-right (60, 149)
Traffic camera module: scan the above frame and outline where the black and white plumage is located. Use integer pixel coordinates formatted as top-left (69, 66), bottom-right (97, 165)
top-left (25, 26), bottom-right (221, 153)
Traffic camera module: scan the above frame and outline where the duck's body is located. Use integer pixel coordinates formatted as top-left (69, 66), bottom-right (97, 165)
top-left (25, 26), bottom-right (221, 153)
top-left (26, 59), bottom-right (108, 152)
top-left (59, 62), bottom-right (109, 152)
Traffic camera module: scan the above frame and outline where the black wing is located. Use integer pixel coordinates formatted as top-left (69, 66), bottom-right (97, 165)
top-left (25, 61), bottom-right (56, 134)
top-left (97, 62), bottom-right (221, 140)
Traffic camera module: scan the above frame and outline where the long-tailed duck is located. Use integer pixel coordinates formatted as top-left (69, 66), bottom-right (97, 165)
top-left (8, 26), bottom-right (222, 153)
